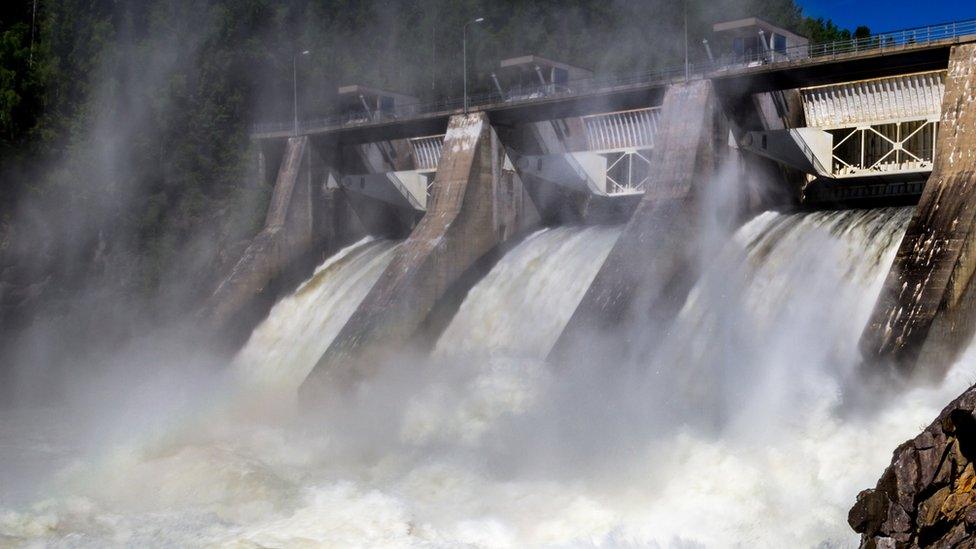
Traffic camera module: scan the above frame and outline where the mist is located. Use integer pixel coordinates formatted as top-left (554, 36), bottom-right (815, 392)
top-left (1, 152), bottom-right (959, 546)
top-left (0, 0), bottom-right (960, 547)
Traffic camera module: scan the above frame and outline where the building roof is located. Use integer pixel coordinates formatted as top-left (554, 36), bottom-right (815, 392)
top-left (498, 55), bottom-right (592, 75)
top-left (712, 17), bottom-right (808, 42)
top-left (337, 85), bottom-right (417, 102)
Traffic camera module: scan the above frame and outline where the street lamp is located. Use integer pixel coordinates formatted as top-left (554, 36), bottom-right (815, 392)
top-left (683, 0), bottom-right (689, 80)
top-left (463, 17), bottom-right (485, 114)
top-left (293, 49), bottom-right (310, 136)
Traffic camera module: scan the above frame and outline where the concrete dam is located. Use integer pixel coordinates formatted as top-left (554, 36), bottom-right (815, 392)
top-left (219, 21), bottom-right (976, 387)
top-left (187, 18), bottom-right (976, 545)
top-left (201, 19), bottom-right (976, 545)
top-left (8, 17), bottom-right (976, 547)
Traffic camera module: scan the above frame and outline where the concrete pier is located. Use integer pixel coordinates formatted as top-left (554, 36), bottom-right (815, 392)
top-left (301, 112), bottom-right (538, 394)
top-left (549, 80), bottom-right (726, 364)
top-left (202, 136), bottom-right (331, 346)
top-left (860, 44), bottom-right (976, 377)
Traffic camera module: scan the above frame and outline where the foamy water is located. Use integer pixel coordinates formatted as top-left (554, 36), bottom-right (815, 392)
top-left (435, 225), bottom-right (622, 358)
top-left (233, 237), bottom-right (399, 399)
top-left (3, 211), bottom-right (975, 548)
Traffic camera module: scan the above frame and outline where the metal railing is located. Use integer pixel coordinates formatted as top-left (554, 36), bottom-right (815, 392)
top-left (252, 18), bottom-right (976, 136)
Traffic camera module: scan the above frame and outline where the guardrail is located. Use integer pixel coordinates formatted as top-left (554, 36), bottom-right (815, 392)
top-left (251, 18), bottom-right (976, 136)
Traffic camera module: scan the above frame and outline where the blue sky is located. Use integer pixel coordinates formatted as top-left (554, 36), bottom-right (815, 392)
top-left (799, 0), bottom-right (976, 32)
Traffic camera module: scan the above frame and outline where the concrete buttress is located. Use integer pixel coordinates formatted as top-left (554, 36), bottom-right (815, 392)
top-left (301, 112), bottom-right (537, 395)
top-left (860, 44), bottom-right (976, 378)
top-left (548, 80), bottom-right (726, 365)
top-left (202, 136), bottom-right (318, 345)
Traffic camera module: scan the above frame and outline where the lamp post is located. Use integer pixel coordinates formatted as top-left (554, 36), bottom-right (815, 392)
top-left (293, 50), bottom-right (310, 136)
top-left (463, 17), bottom-right (485, 114)
top-left (683, 0), bottom-right (689, 79)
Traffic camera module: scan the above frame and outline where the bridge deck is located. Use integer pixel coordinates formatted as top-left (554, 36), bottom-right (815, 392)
top-left (252, 26), bottom-right (976, 145)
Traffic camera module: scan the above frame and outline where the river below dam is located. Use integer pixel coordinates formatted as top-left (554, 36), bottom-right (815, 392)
top-left (3, 208), bottom-right (976, 547)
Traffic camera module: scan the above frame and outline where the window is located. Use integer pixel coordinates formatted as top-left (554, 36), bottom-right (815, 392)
top-left (380, 96), bottom-right (395, 114)
top-left (744, 36), bottom-right (758, 56)
top-left (774, 34), bottom-right (787, 54)
top-left (735, 36), bottom-right (759, 59)
top-left (553, 67), bottom-right (568, 85)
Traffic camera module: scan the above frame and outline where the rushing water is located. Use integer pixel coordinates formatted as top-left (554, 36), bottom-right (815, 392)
top-left (233, 237), bottom-right (400, 401)
top-left (435, 226), bottom-right (621, 358)
top-left (3, 211), bottom-right (976, 547)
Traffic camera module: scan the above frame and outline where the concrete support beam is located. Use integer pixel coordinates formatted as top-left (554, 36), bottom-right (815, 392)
top-left (739, 128), bottom-right (832, 176)
top-left (860, 44), bottom-right (976, 378)
top-left (514, 151), bottom-right (641, 224)
top-left (549, 80), bottom-right (726, 364)
top-left (202, 136), bottom-right (322, 346)
top-left (301, 112), bottom-right (538, 394)
top-left (501, 120), bottom-right (592, 224)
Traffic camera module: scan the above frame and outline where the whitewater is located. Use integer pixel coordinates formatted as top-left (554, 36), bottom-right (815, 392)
top-left (3, 210), bottom-right (975, 548)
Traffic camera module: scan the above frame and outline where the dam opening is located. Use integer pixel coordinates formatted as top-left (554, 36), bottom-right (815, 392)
top-left (5, 9), bottom-right (976, 548)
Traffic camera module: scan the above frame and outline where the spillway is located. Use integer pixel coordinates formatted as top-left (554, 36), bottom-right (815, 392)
top-left (234, 237), bottom-right (399, 395)
top-left (6, 208), bottom-right (976, 547)
top-left (435, 225), bottom-right (622, 359)
top-left (645, 207), bottom-right (916, 423)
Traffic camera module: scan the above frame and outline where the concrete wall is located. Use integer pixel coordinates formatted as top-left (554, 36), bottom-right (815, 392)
top-left (549, 79), bottom-right (727, 365)
top-left (507, 120), bottom-right (608, 224)
top-left (339, 139), bottom-right (425, 237)
top-left (860, 44), bottom-right (976, 378)
top-left (301, 112), bottom-right (539, 395)
top-left (202, 136), bottom-right (329, 348)
top-left (718, 81), bottom-right (806, 213)
top-left (500, 119), bottom-right (641, 225)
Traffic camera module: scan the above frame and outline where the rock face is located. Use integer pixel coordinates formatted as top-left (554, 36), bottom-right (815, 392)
top-left (850, 386), bottom-right (976, 547)
top-left (860, 44), bottom-right (976, 377)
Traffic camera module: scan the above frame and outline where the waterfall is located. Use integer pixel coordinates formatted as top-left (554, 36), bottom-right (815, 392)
top-left (435, 225), bottom-right (622, 359)
top-left (7, 208), bottom-right (976, 548)
top-left (395, 225), bottom-right (621, 447)
top-left (639, 207), bottom-right (917, 428)
top-left (233, 237), bottom-right (399, 396)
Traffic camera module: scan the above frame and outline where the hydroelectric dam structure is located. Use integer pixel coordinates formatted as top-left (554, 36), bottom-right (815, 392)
top-left (203, 17), bottom-right (976, 401)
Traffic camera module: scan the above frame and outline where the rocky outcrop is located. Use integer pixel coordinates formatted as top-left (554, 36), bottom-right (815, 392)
top-left (850, 386), bottom-right (976, 547)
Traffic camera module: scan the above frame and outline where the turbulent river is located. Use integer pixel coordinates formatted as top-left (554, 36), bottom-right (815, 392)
top-left (3, 210), bottom-right (976, 547)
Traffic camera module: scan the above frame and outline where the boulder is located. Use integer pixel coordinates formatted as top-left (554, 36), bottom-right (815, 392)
top-left (851, 386), bottom-right (976, 547)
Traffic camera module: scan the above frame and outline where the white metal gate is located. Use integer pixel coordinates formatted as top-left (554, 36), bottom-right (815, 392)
top-left (581, 107), bottom-right (661, 194)
top-left (800, 71), bottom-right (945, 178)
top-left (409, 135), bottom-right (445, 172)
